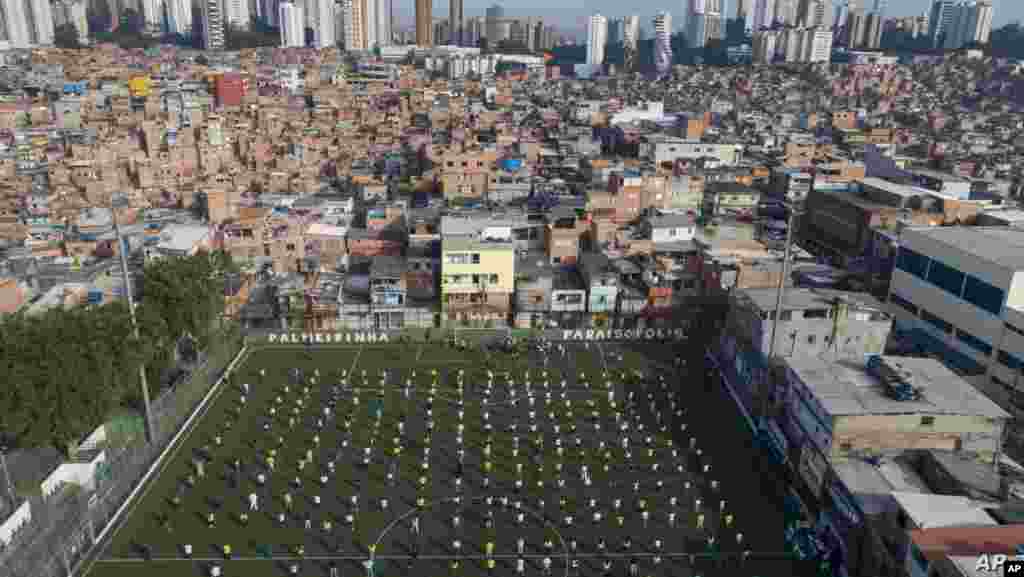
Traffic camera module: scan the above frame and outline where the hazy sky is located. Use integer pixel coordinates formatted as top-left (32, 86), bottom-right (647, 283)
top-left (420, 0), bottom-right (1020, 32)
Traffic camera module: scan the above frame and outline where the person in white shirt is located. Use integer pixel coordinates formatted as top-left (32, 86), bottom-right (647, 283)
top-left (183, 543), bottom-right (193, 557)
top-left (516, 557), bottom-right (525, 574)
top-left (248, 492), bottom-right (259, 511)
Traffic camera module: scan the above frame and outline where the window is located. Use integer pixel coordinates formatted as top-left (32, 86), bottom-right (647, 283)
top-left (779, 310), bottom-right (792, 321)
top-left (998, 350), bottom-right (1024, 371)
top-left (472, 274), bottom-right (480, 285)
top-left (920, 309), bottom-right (953, 334)
top-left (840, 442), bottom-right (852, 451)
top-left (804, 309), bottom-right (828, 319)
top-left (489, 274), bottom-right (499, 284)
top-left (286, 243), bottom-right (296, 251)
top-left (889, 293), bottom-right (918, 315)
top-left (807, 334), bottom-right (816, 344)
top-left (963, 274), bottom-right (1005, 316)
top-left (896, 248), bottom-right (929, 278)
top-left (957, 329), bottom-right (993, 356)
top-left (926, 259), bottom-right (966, 297)
top-left (447, 253), bottom-right (469, 264)
top-left (471, 253), bottom-right (481, 264)
top-left (920, 416), bottom-right (935, 426)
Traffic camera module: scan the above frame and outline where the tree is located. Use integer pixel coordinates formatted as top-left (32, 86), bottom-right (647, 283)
top-left (0, 251), bottom-right (236, 453)
top-left (54, 24), bottom-right (81, 49)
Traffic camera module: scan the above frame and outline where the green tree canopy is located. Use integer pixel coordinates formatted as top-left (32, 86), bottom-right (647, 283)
top-left (0, 250), bottom-right (236, 453)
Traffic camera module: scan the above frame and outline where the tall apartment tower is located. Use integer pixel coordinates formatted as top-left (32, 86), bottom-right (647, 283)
top-left (256, 0), bottom-right (279, 26)
top-left (449, 0), bottom-right (462, 44)
top-left (945, 0), bottom-right (994, 50)
top-left (141, 0), bottom-right (161, 32)
top-left (798, 0), bottom-right (831, 27)
top-left (653, 11), bottom-right (672, 76)
top-left (974, 0), bottom-right (993, 44)
top-left (607, 17), bottom-right (622, 44)
top-left (340, 0), bottom-right (362, 49)
top-left (752, 0), bottom-right (775, 30)
top-left (928, 0), bottom-right (954, 47)
top-left (622, 14), bottom-right (639, 72)
top-left (11, 0), bottom-right (55, 46)
top-left (586, 13), bottom-right (607, 66)
top-left (223, 0), bottom-right (249, 29)
top-left (688, 0), bottom-right (706, 48)
top-left (308, 0), bottom-right (334, 46)
top-left (773, 0), bottom-right (797, 25)
top-left (414, 0), bottom-right (431, 45)
top-left (53, 0), bottom-right (89, 36)
top-left (704, 0), bottom-right (723, 43)
top-left (278, 0), bottom-right (304, 46)
top-left (200, 0), bottom-right (225, 48)
top-left (485, 3), bottom-right (503, 43)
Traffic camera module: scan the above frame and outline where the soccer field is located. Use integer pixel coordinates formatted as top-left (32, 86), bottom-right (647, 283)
top-left (85, 341), bottom-right (809, 577)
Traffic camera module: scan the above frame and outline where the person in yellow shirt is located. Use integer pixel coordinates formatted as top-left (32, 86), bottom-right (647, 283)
top-left (222, 544), bottom-right (232, 559)
top-left (485, 541), bottom-right (494, 557)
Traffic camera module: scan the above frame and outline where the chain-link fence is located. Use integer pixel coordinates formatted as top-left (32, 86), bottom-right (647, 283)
top-left (0, 326), bottom-right (245, 577)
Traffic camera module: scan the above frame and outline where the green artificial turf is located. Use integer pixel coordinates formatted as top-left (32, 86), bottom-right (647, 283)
top-left (87, 342), bottom-right (792, 577)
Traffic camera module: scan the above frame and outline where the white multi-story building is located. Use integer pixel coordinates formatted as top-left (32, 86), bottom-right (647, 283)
top-left (653, 12), bottom-right (672, 75)
top-left (752, 0), bottom-right (776, 30)
top-left (11, 0), bottom-right (55, 46)
top-left (309, 0), bottom-right (335, 46)
top-left (222, 0), bottom-right (249, 30)
top-left (52, 0), bottom-right (89, 38)
top-left (201, 0), bottom-right (225, 48)
top-left (258, 0), bottom-right (279, 27)
top-left (165, 0), bottom-right (193, 35)
top-left (944, 0), bottom-right (994, 50)
top-left (141, 0), bottom-right (162, 32)
top-left (888, 227), bottom-right (1024, 409)
top-left (752, 28), bottom-right (779, 62)
top-left (586, 13), bottom-right (607, 66)
top-left (279, 0), bottom-right (304, 46)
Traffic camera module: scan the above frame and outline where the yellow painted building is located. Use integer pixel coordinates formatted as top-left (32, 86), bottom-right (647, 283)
top-left (129, 76), bottom-right (151, 98)
top-left (441, 238), bottom-right (515, 325)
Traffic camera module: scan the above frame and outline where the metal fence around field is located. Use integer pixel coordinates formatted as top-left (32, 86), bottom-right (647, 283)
top-left (0, 327), bottom-right (245, 577)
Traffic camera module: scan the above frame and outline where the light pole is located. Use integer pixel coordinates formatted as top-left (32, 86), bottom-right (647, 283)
top-left (0, 445), bottom-right (15, 510)
top-left (111, 195), bottom-right (156, 444)
top-left (764, 203), bottom-right (801, 422)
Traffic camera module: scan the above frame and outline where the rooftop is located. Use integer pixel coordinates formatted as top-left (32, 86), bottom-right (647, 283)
top-left (443, 237), bottom-right (513, 252)
top-left (785, 355), bottom-right (1011, 419)
top-left (905, 226), bottom-right (1024, 272)
top-left (155, 224), bottom-right (210, 253)
top-left (738, 287), bottom-right (887, 314)
top-left (890, 491), bottom-right (999, 530)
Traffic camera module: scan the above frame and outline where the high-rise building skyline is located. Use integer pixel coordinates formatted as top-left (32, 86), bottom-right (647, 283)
top-left (449, 0), bottom-right (462, 44)
top-left (653, 11), bottom-right (672, 75)
top-left (586, 13), bottom-right (607, 66)
top-left (414, 0), bottom-right (431, 45)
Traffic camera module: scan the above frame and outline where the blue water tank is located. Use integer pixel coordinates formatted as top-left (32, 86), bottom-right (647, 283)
top-left (501, 158), bottom-right (522, 172)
